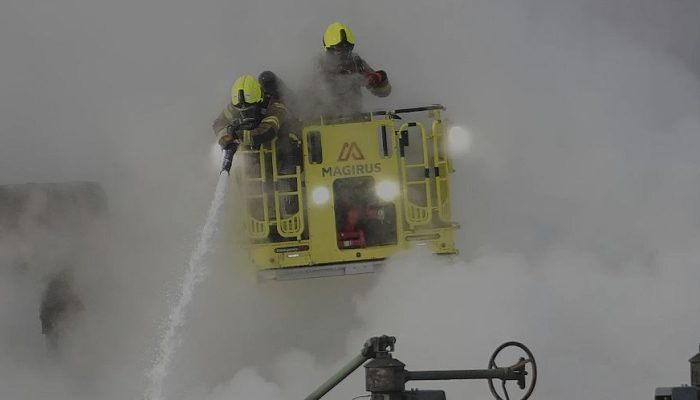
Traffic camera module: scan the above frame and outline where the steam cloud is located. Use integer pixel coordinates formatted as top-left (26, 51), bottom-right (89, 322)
top-left (1, 0), bottom-right (699, 399)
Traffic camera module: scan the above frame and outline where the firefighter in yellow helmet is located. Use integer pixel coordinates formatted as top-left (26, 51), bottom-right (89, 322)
top-left (213, 71), bottom-right (297, 175)
top-left (316, 22), bottom-right (391, 115)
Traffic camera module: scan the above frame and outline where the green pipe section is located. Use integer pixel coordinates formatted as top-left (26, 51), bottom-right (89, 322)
top-left (304, 353), bottom-right (369, 400)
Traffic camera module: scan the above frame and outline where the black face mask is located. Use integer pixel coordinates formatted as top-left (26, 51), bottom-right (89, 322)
top-left (236, 103), bottom-right (262, 130)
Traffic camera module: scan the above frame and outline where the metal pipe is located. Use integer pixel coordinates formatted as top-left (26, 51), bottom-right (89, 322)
top-left (393, 105), bottom-right (446, 114)
top-left (406, 368), bottom-right (520, 382)
top-left (304, 354), bottom-right (369, 400)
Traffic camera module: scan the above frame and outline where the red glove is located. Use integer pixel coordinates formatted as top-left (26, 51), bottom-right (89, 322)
top-left (365, 71), bottom-right (385, 88)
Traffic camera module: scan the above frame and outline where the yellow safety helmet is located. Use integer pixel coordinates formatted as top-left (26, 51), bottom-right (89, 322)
top-left (231, 74), bottom-right (263, 107)
top-left (323, 22), bottom-right (355, 50)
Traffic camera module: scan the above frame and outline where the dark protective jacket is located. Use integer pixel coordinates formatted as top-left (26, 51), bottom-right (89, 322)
top-left (213, 73), bottom-right (299, 175)
top-left (213, 97), bottom-right (289, 149)
top-left (213, 71), bottom-right (297, 153)
top-left (314, 52), bottom-right (391, 116)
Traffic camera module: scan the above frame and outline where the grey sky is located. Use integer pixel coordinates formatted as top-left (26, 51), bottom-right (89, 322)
top-left (1, 0), bottom-right (699, 399)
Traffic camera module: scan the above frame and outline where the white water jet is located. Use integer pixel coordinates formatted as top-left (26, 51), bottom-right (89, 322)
top-left (145, 174), bottom-right (229, 400)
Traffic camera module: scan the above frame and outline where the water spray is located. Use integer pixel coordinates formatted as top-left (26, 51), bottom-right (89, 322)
top-left (145, 173), bottom-right (229, 400)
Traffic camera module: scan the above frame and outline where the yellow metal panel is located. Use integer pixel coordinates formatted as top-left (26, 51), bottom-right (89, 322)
top-left (302, 118), bottom-right (402, 266)
top-left (232, 106), bottom-right (461, 276)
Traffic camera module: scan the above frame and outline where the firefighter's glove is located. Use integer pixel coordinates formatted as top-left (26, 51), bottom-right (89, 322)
top-left (365, 70), bottom-right (387, 88)
top-left (218, 133), bottom-right (237, 150)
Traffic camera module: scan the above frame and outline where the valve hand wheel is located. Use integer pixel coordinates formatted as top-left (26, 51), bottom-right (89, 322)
top-left (487, 341), bottom-right (537, 400)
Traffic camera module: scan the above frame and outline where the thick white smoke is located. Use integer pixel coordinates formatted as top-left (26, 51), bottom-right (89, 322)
top-left (0, 0), bottom-right (699, 399)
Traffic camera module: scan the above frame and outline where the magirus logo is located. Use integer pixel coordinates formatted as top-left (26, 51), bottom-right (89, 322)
top-left (321, 163), bottom-right (382, 177)
top-left (337, 142), bottom-right (365, 161)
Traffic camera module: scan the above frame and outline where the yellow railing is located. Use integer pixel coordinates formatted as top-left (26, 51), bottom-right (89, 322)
top-left (240, 139), bottom-right (304, 241)
top-left (240, 145), bottom-right (271, 239)
top-left (270, 139), bottom-right (305, 239)
top-left (398, 122), bottom-right (432, 228)
top-left (430, 109), bottom-right (452, 223)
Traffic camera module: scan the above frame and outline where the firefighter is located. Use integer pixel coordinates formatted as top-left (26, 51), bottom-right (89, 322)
top-left (213, 72), bottom-right (297, 176)
top-left (314, 22), bottom-right (392, 115)
top-left (214, 72), bottom-right (300, 218)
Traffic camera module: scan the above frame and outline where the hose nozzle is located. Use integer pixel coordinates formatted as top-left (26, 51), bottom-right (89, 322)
top-left (221, 148), bottom-right (234, 175)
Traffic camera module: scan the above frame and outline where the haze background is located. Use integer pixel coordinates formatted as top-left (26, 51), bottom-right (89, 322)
top-left (0, 0), bottom-right (699, 399)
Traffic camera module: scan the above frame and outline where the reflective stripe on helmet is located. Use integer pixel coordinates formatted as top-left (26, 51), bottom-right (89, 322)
top-left (231, 75), bottom-right (263, 107)
top-left (323, 22), bottom-right (355, 49)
